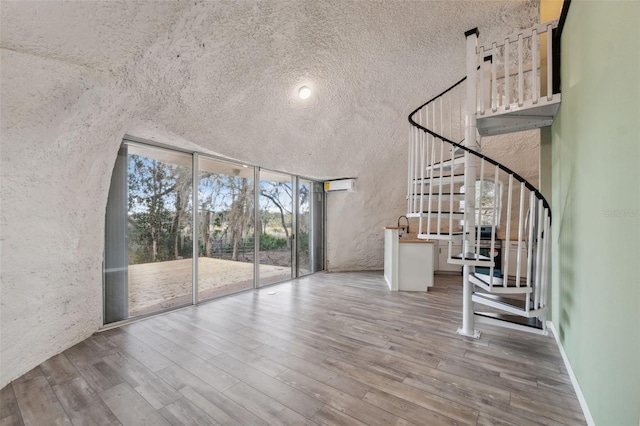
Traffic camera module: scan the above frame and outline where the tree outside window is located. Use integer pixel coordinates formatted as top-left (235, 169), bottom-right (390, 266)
top-left (460, 180), bottom-right (501, 227)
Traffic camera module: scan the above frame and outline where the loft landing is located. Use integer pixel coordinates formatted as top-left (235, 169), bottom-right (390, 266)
top-left (476, 93), bottom-right (561, 136)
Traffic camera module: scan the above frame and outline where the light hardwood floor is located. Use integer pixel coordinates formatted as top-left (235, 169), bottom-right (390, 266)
top-left (1, 272), bottom-right (586, 425)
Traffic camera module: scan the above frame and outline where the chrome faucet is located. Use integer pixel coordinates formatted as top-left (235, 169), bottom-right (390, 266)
top-left (397, 215), bottom-right (410, 236)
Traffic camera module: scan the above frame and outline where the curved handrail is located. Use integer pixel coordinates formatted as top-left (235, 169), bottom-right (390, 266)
top-left (407, 76), bottom-right (551, 219)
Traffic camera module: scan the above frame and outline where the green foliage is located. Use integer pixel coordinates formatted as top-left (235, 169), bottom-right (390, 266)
top-left (298, 231), bottom-right (309, 249)
top-left (127, 154), bottom-right (193, 265)
top-left (259, 233), bottom-right (288, 251)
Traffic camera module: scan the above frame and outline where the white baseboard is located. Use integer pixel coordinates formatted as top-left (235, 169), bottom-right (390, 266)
top-left (547, 321), bottom-right (595, 426)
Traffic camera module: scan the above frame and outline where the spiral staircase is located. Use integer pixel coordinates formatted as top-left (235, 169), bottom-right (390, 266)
top-left (407, 22), bottom-right (560, 336)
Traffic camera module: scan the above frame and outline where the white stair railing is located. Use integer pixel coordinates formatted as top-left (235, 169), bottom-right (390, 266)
top-left (406, 22), bottom-right (556, 334)
top-left (407, 77), bottom-right (467, 241)
top-left (477, 20), bottom-right (559, 115)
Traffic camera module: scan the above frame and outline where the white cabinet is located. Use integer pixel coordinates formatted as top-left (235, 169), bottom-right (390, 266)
top-left (384, 228), bottom-right (434, 291)
top-left (398, 241), bottom-right (434, 291)
top-left (384, 228), bottom-right (397, 288)
top-left (505, 241), bottom-right (529, 278)
top-left (435, 241), bottom-right (462, 273)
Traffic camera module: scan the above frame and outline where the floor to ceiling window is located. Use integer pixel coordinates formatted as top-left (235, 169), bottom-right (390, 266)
top-left (258, 170), bottom-right (294, 287)
top-left (197, 157), bottom-right (255, 300)
top-left (104, 139), bottom-right (325, 325)
top-left (104, 143), bottom-right (193, 323)
top-left (298, 179), bottom-right (324, 276)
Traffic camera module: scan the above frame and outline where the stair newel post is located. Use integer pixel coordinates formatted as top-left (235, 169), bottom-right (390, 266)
top-left (458, 27), bottom-right (481, 339)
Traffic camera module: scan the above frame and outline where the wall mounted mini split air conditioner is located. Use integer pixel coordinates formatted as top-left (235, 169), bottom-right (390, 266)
top-left (324, 178), bottom-right (355, 192)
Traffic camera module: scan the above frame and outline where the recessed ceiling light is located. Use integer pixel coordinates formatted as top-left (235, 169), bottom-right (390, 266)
top-left (299, 86), bottom-right (311, 99)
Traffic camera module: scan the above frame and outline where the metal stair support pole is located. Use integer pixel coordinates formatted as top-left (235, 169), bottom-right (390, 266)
top-left (458, 27), bottom-right (481, 339)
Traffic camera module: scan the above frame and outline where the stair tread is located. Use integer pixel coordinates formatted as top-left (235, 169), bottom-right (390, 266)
top-left (419, 231), bottom-right (466, 235)
top-left (417, 232), bottom-right (467, 241)
top-left (413, 174), bottom-right (465, 181)
top-left (411, 192), bottom-right (465, 196)
top-left (407, 212), bottom-right (465, 220)
top-left (426, 157), bottom-right (466, 171)
top-left (474, 312), bottom-right (544, 330)
top-left (418, 210), bottom-right (464, 214)
top-left (452, 252), bottom-right (491, 261)
top-left (472, 272), bottom-right (528, 287)
top-left (473, 292), bottom-right (529, 310)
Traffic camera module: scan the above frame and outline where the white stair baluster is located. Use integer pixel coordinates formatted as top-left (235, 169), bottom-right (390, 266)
top-left (418, 121), bottom-right (425, 235)
top-left (408, 127), bottom-right (413, 214)
top-left (426, 106), bottom-right (435, 236)
top-left (534, 199), bottom-right (544, 310)
top-left (526, 191), bottom-right (535, 291)
top-left (516, 182), bottom-right (525, 287)
top-left (532, 29), bottom-right (539, 104)
top-left (518, 33), bottom-right (524, 107)
top-left (541, 210), bottom-right (551, 308)
top-left (489, 164), bottom-right (499, 285)
top-left (479, 48), bottom-right (486, 115)
top-left (504, 38), bottom-right (510, 109)
top-left (416, 127), bottom-right (420, 215)
top-left (491, 42), bottom-right (497, 112)
top-left (459, 83), bottom-right (463, 141)
top-left (547, 23), bottom-right (553, 100)
top-left (449, 145), bottom-right (455, 238)
top-left (411, 125), bottom-right (420, 213)
top-left (448, 92), bottom-right (454, 239)
top-left (503, 175), bottom-right (513, 287)
top-left (438, 139), bottom-right (444, 235)
top-left (477, 159), bottom-right (485, 263)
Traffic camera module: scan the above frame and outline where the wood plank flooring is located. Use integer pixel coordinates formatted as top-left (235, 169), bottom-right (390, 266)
top-left (0, 272), bottom-right (586, 425)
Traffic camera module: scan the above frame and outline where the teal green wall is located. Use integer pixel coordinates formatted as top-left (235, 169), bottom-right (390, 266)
top-left (551, 1), bottom-right (640, 425)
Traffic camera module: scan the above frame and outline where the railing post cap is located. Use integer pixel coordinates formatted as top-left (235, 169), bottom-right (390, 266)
top-left (464, 28), bottom-right (479, 38)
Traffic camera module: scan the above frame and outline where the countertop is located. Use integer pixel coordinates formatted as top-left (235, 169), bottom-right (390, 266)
top-left (384, 227), bottom-right (434, 244)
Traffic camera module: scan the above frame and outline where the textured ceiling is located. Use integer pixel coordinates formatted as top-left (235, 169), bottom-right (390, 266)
top-left (1, 0), bottom-right (539, 178)
top-left (1, 1), bottom-right (188, 71)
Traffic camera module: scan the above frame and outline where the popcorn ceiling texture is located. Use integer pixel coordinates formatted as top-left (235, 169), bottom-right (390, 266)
top-left (0, 0), bottom-right (539, 386)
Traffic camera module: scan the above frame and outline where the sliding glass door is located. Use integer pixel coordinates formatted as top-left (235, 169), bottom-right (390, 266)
top-left (104, 139), bottom-right (325, 325)
top-left (258, 170), bottom-right (294, 286)
top-left (298, 179), bottom-right (324, 276)
top-left (105, 143), bottom-right (193, 323)
top-left (198, 157), bottom-right (254, 300)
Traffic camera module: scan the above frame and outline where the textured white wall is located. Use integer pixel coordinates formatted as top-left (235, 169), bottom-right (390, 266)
top-left (0, 0), bottom-right (539, 386)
